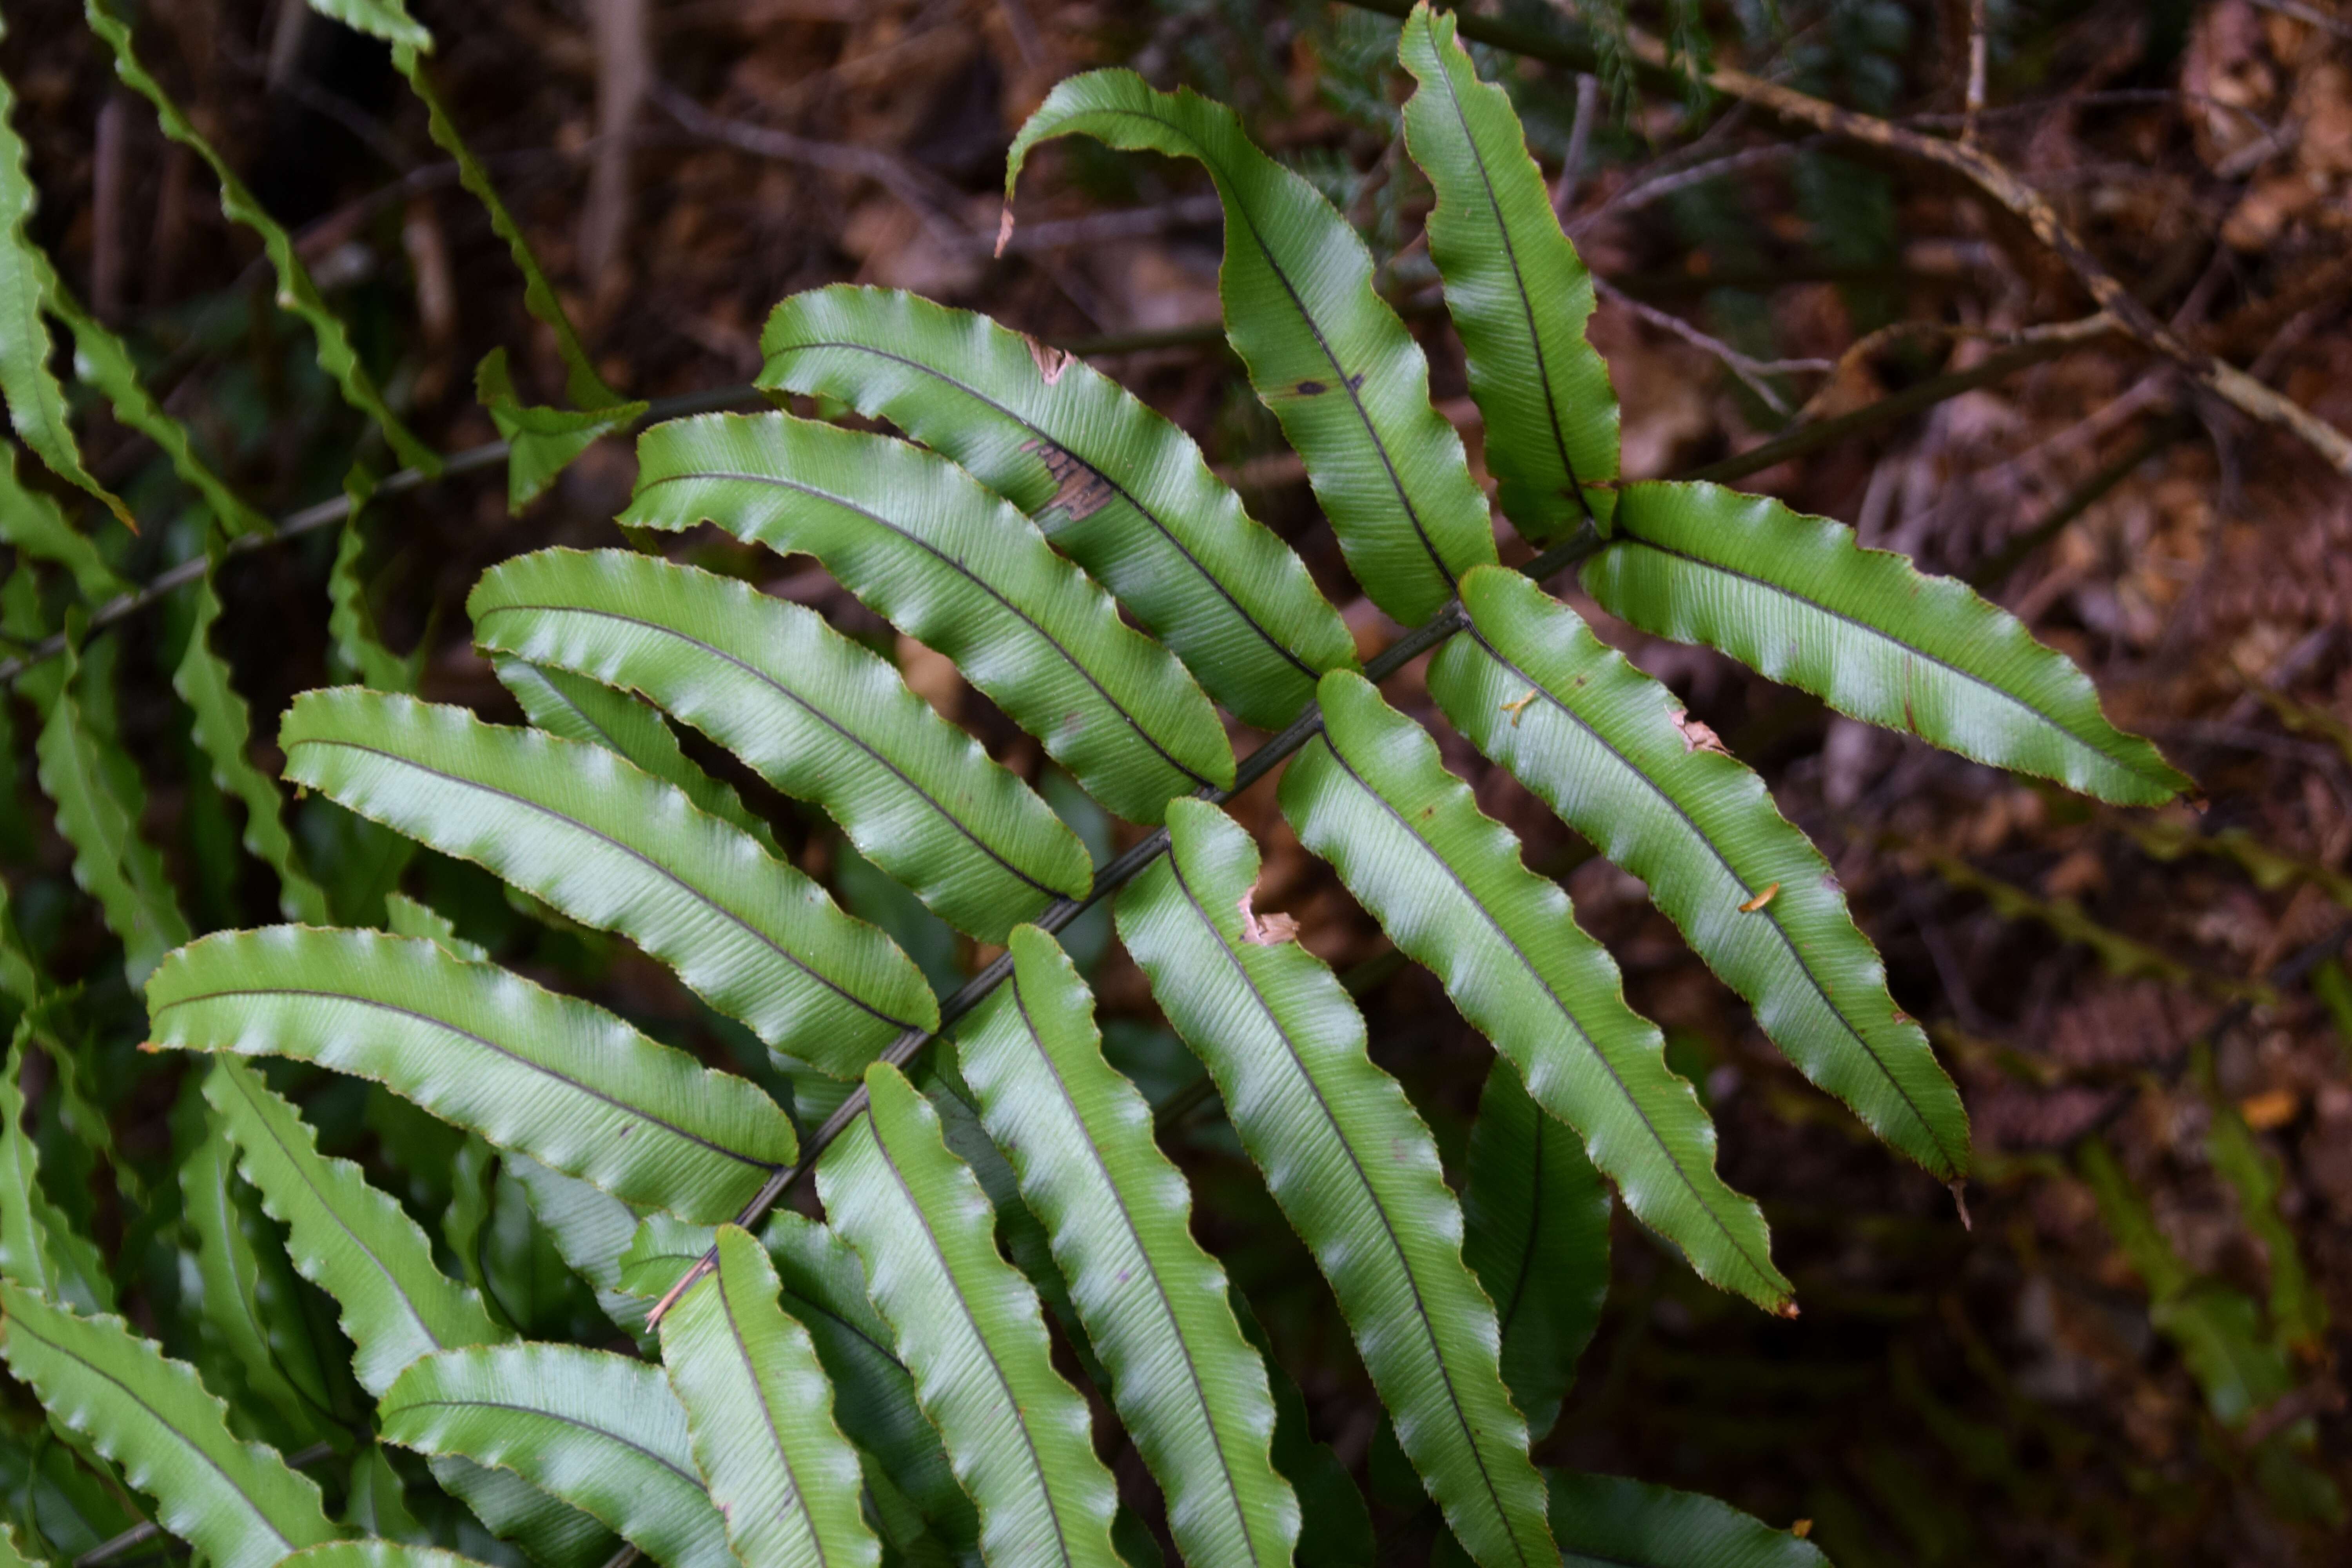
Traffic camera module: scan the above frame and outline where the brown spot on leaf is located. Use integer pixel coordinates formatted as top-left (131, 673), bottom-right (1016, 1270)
top-left (1295, 379), bottom-right (1328, 396)
top-left (1237, 887), bottom-right (1299, 946)
top-left (1018, 437), bottom-right (1115, 523)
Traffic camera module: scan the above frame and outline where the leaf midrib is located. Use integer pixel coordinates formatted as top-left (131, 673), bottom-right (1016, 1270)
top-left (1161, 854), bottom-right (1537, 1568)
top-left (1308, 734), bottom-right (1784, 1301)
top-left (635, 466), bottom-right (1219, 791)
top-left (713, 1262), bottom-right (829, 1568)
top-left (390, 1394), bottom-right (704, 1492)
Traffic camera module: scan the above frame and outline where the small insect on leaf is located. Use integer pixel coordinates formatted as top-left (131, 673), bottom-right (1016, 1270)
top-left (1499, 690), bottom-right (1538, 728)
top-left (1237, 888), bottom-right (1299, 946)
top-left (1672, 711), bottom-right (1730, 755)
top-left (1738, 883), bottom-right (1780, 913)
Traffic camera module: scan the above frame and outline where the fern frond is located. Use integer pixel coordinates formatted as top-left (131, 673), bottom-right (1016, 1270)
top-left (0, 448), bottom-right (127, 603)
top-left (299, 0), bottom-right (431, 51)
top-left (146, 927), bottom-right (798, 1219)
top-left (1435, 565), bottom-right (1971, 1180)
top-left (82, 1), bottom-right (436, 472)
top-left (817, 1063), bottom-right (1125, 1568)
top-left (1281, 671), bottom-right (1789, 1311)
top-left (1397, 5), bottom-right (1619, 540)
top-left (278, 688), bottom-right (938, 1074)
top-left (0, 1031), bottom-right (111, 1314)
top-left (377, 1343), bottom-right (732, 1568)
top-left (1583, 481), bottom-right (2190, 804)
top-left (1544, 1469), bottom-right (1829, 1567)
top-left (625, 411), bottom-right (1234, 823)
top-left (178, 1125), bottom-right (331, 1444)
top-left (760, 286), bottom-right (1356, 728)
top-left (470, 548), bottom-right (1092, 938)
top-left (0, 1284), bottom-right (341, 1568)
top-left (1460, 1060), bottom-right (1608, 1442)
top-left (1008, 71), bottom-right (1496, 624)
top-left (955, 926), bottom-right (1299, 1568)
top-left (473, 354), bottom-right (644, 513)
top-left (1117, 800), bottom-right (1556, 1568)
top-left (659, 1227), bottom-right (882, 1568)
top-left (502, 1155), bottom-right (655, 1347)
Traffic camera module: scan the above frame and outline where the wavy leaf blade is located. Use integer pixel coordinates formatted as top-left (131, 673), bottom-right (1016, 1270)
top-left (1008, 72), bottom-right (1497, 624)
top-left (0, 1284), bottom-right (340, 1568)
top-left (203, 1058), bottom-right (505, 1394)
top-left (175, 542), bottom-right (331, 924)
top-left (1583, 481), bottom-right (2190, 804)
top-left (279, 687), bottom-right (936, 1075)
top-left (1116, 800), bottom-right (1555, 1568)
top-left (1546, 1470), bottom-right (1829, 1568)
top-left (760, 285), bottom-right (1355, 728)
top-left (1281, 671), bottom-right (1787, 1311)
top-left (0, 1031), bottom-right (111, 1314)
top-left (83, 1), bottom-right (436, 473)
top-left (0, 446), bottom-right (127, 604)
top-left (1437, 565), bottom-right (1970, 1178)
top-left (659, 1226), bottom-right (882, 1568)
top-left (471, 548), bottom-right (1091, 938)
top-left (956, 926), bottom-right (1298, 1568)
top-left (1397, 4), bottom-right (1618, 541)
top-left (626, 411), bottom-right (1232, 823)
top-left (146, 926), bottom-right (797, 1220)
top-left (1460, 1060), bottom-right (1608, 1442)
top-left (816, 1063), bottom-right (1124, 1568)
top-left (378, 1343), bottom-right (731, 1568)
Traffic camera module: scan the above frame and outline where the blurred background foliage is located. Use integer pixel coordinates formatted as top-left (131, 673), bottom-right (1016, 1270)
top-left (3, 0), bottom-right (2351, 1562)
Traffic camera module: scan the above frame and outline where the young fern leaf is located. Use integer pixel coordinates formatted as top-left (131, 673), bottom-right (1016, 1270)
top-left (1397, 4), bottom-right (1619, 540)
top-left (1434, 566), bottom-right (1971, 1180)
top-left (145, 927), bottom-right (798, 1220)
top-left (474, 353), bottom-right (644, 514)
top-left (176, 537), bottom-right (332, 924)
top-left (82, 1), bottom-right (436, 474)
top-left (954, 926), bottom-right (1299, 1568)
top-left (489, 651), bottom-right (783, 855)
top-left (626, 411), bottom-right (1233, 823)
top-left (201, 1060), bottom-right (505, 1393)
top-left (1116, 800), bottom-right (1555, 1568)
top-left (1007, 73), bottom-right (1497, 626)
top-left (1460, 1060), bottom-right (1609, 1443)
top-left (816, 1062), bottom-right (1125, 1568)
top-left (34, 637), bottom-right (189, 985)
top-left (0, 1031), bottom-right (112, 1315)
top-left (0, 448), bottom-right (129, 603)
top-left (470, 548), bottom-right (1091, 938)
top-left (759, 285), bottom-right (1356, 728)
top-left (659, 1227), bottom-right (883, 1568)
top-left (1281, 672), bottom-right (1789, 1311)
top-left (0, 33), bottom-right (131, 530)
top-left (1543, 1470), bottom-right (1829, 1568)
top-left (1584, 482), bottom-right (2191, 805)
top-left (377, 1343), bottom-right (732, 1568)
top-left (277, 688), bottom-right (937, 1075)
top-left (0, 1284), bottom-right (341, 1568)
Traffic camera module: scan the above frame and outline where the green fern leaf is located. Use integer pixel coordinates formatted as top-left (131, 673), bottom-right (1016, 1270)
top-left (473, 352), bottom-right (644, 514)
top-left (82, 1), bottom-right (436, 474)
top-left (626, 411), bottom-right (1233, 823)
top-left (1280, 671), bottom-right (1789, 1312)
top-left (489, 651), bottom-right (782, 855)
top-left (1583, 481), bottom-right (2190, 805)
top-left (1397, 4), bottom-right (1619, 541)
top-left (503, 1156), bottom-right (655, 1347)
top-left (659, 1226), bottom-right (882, 1568)
top-left (299, 0), bottom-right (432, 51)
top-left (0, 34), bottom-right (131, 530)
top-left (1007, 71), bottom-right (1497, 625)
top-left (1544, 1469), bottom-right (1829, 1567)
top-left (1460, 1060), bottom-right (1608, 1442)
top-left (175, 538), bottom-right (332, 924)
top-left (1435, 565), bottom-right (1971, 1179)
top-left (470, 548), bottom-right (1091, 938)
top-left (817, 1062), bottom-right (1125, 1568)
top-left (0, 447), bottom-right (127, 603)
top-left (1116, 799), bottom-right (1556, 1568)
top-left (0, 1031), bottom-right (111, 1314)
top-left (278, 688), bottom-right (937, 1075)
top-left (377, 1343), bottom-right (731, 1568)
top-left (955, 925), bottom-right (1299, 1568)
top-left (178, 1124), bottom-right (330, 1443)
top-left (34, 638), bottom-right (188, 984)
top-left (0, 1284), bottom-right (341, 1568)
top-left (281, 1546), bottom-right (495, 1568)
top-left (760, 285), bottom-right (1356, 728)
top-left (146, 927), bottom-right (797, 1220)
top-left (202, 1059), bottom-right (504, 1393)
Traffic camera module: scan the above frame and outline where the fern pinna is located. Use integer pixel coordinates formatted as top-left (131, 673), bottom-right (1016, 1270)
top-left (0, 5), bottom-right (2190, 1568)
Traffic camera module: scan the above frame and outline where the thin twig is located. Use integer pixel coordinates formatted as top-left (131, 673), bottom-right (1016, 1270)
top-left (1568, 139), bottom-right (1821, 234)
top-left (1550, 72), bottom-right (1600, 216)
top-left (1593, 276), bottom-right (1833, 416)
top-left (1963, 0), bottom-right (1989, 147)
